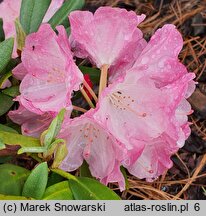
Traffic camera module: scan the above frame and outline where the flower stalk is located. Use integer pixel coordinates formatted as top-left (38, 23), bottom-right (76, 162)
top-left (98, 64), bottom-right (109, 97)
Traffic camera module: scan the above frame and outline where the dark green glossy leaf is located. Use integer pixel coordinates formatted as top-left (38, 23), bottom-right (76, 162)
top-left (0, 164), bottom-right (30, 196)
top-left (69, 177), bottom-right (121, 200)
top-left (1, 58), bottom-right (21, 75)
top-left (79, 66), bottom-right (100, 84)
top-left (48, 0), bottom-right (85, 29)
top-left (20, 0), bottom-right (52, 34)
top-left (22, 162), bottom-right (48, 199)
top-left (43, 181), bottom-right (74, 200)
top-left (80, 160), bottom-right (93, 178)
top-left (0, 38), bottom-right (14, 74)
top-left (120, 166), bottom-right (129, 190)
top-left (51, 170), bottom-right (120, 200)
top-left (0, 93), bottom-right (14, 116)
top-left (2, 85), bottom-right (20, 97)
top-left (47, 172), bottom-right (65, 187)
top-left (0, 18), bottom-right (5, 42)
top-left (0, 131), bottom-right (41, 147)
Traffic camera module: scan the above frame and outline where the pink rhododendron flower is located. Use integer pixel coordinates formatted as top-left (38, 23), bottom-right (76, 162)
top-left (69, 6), bottom-right (146, 70)
top-left (4, 5), bottom-right (196, 190)
top-left (59, 109), bottom-right (127, 191)
top-left (18, 24), bottom-right (83, 114)
top-left (92, 23), bottom-right (196, 180)
top-left (0, 0), bottom-right (64, 57)
top-left (94, 70), bottom-right (195, 180)
top-left (8, 103), bottom-right (54, 138)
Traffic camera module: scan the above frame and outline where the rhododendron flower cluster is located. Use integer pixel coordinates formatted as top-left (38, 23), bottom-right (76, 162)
top-left (8, 6), bottom-right (195, 191)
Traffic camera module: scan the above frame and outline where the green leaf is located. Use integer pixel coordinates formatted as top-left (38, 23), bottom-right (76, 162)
top-left (2, 85), bottom-right (20, 97)
top-left (22, 162), bottom-right (48, 199)
top-left (51, 168), bottom-right (77, 181)
top-left (80, 160), bottom-right (93, 178)
top-left (0, 124), bottom-right (18, 134)
top-left (20, 0), bottom-right (52, 34)
top-left (51, 169), bottom-right (121, 200)
top-left (0, 38), bottom-right (14, 74)
top-left (0, 138), bottom-right (6, 150)
top-left (0, 18), bottom-right (5, 42)
top-left (18, 146), bottom-right (46, 154)
top-left (0, 164), bottom-right (30, 196)
top-left (0, 93), bottom-right (14, 116)
top-left (15, 19), bottom-right (26, 51)
top-left (120, 166), bottom-right (129, 190)
top-left (0, 156), bottom-right (12, 164)
top-left (0, 194), bottom-right (33, 200)
top-left (1, 58), bottom-right (21, 75)
top-left (69, 177), bottom-right (121, 200)
top-left (0, 131), bottom-right (41, 147)
top-left (47, 172), bottom-right (65, 187)
top-left (43, 109), bottom-right (66, 147)
top-left (79, 66), bottom-right (100, 84)
top-left (43, 181), bottom-right (74, 200)
top-left (48, 0), bottom-right (85, 29)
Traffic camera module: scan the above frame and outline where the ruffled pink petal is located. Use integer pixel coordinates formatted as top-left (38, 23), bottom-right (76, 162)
top-left (69, 6), bottom-right (145, 68)
top-left (125, 134), bottom-right (178, 181)
top-left (19, 74), bottom-right (71, 114)
top-left (101, 162), bottom-right (125, 192)
top-left (132, 24), bottom-right (188, 87)
top-left (8, 104), bottom-right (55, 138)
top-left (59, 110), bottom-right (125, 189)
top-left (12, 63), bottom-right (28, 80)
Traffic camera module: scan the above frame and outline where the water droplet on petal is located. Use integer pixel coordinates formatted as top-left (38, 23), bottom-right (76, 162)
top-left (141, 56), bottom-right (149, 64)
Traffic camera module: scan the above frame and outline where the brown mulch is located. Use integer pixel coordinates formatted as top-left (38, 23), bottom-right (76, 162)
top-left (85, 0), bottom-right (206, 200)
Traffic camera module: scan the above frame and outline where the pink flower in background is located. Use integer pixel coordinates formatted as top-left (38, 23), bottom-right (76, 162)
top-left (0, 0), bottom-right (64, 57)
top-left (18, 24), bottom-right (83, 114)
top-left (69, 6), bottom-right (146, 70)
top-left (43, 0), bottom-right (64, 22)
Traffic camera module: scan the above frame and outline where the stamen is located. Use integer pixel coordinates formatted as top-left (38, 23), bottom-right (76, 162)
top-left (73, 105), bottom-right (87, 113)
top-left (110, 93), bottom-right (147, 118)
top-left (80, 85), bottom-right (95, 108)
top-left (83, 79), bottom-right (98, 103)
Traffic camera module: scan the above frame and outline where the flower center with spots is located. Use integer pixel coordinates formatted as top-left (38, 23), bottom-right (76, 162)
top-left (109, 91), bottom-right (147, 117)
